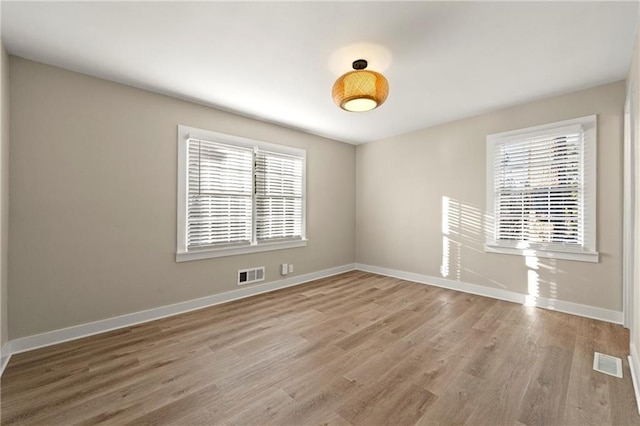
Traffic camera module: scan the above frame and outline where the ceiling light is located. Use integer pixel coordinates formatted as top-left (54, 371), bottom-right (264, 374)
top-left (332, 59), bottom-right (389, 112)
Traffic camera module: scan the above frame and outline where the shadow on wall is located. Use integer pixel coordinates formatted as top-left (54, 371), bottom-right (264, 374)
top-left (440, 195), bottom-right (558, 306)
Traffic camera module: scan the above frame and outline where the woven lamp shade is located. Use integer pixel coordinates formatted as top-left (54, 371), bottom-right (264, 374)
top-left (332, 69), bottom-right (389, 112)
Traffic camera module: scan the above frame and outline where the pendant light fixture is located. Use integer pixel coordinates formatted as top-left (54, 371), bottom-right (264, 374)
top-left (332, 59), bottom-right (389, 112)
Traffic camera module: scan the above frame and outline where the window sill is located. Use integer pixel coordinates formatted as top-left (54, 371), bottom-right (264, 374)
top-left (483, 244), bottom-right (599, 263)
top-left (177, 239), bottom-right (307, 262)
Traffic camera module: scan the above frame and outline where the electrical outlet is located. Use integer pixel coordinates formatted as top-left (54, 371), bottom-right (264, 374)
top-left (281, 263), bottom-right (288, 275)
top-left (288, 264), bottom-right (294, 273)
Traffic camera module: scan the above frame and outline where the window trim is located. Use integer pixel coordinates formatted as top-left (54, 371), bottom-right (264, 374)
top-left (176, 125), bottom-right (307, 262)
top-left (484, 115), bottom-right (598, 263)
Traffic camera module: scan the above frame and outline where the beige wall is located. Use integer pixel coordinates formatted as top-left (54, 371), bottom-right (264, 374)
top-left (627, 15), bottom-right (640, 367)
top-left (0, 43), bottom-right (8, 349)
top-left (9, 57), bottom-right (356, 339)
top-left (357, 81), bottom-right (625, 312)
top-left (5, 55), bottom-right (628, 341)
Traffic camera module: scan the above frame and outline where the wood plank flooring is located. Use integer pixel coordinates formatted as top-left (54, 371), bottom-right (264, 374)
top-left (1, 271), bottom-right (638, 425)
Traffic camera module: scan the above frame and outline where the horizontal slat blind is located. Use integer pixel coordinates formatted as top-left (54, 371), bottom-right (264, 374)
top-left (187, 139), bottom-right (253, 249)
top-left (494, 127), bottom-right (583, 249)
top-left (255, 150), bottom-right (303, 242)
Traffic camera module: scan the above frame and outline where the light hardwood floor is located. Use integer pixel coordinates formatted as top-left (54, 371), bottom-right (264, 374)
top-left (1, 271), bottom-right (638, 425)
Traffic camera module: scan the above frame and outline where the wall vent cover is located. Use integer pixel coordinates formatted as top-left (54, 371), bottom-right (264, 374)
top-left (238, 266), bottom-right (265, 285)
top-left (593, 352), bottom-right (623, 378)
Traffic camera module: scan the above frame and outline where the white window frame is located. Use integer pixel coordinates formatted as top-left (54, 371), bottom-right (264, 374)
top-left (485, 115), bottom-right (598, 263)
top-left (176, 125), bottom-right (307, 262)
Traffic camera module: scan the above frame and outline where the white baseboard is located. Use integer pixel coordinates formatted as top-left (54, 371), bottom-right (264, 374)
top-left (0, 341), bottom-right (11, 377)
top-left (355, 263), bottom-right (623, 324)
top-left (6, 263), bottom-right (356, 359)
top-left (1, 261), bottom-right (625, 378)
top-left (630, 344), bottom-right (640, 415)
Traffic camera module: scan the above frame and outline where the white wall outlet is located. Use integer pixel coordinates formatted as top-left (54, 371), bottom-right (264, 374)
top-left (288, 264), bottom-right (294, 273)
top-left (281, 263), bottom-right (288, 275)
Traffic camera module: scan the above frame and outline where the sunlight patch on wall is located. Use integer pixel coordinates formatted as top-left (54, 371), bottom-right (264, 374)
top-left (523, 250), bottom-right (558, 308)
top-left (524, 250), bottom-right (540, 306)
top-left (441, 236), bottom-right (450, 278)
top-left (440, 196), bottom-right (484, 280)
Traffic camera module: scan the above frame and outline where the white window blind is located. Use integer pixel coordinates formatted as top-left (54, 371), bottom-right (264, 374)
top-left (187, 139), bottom-right (253, 250)
top-left (177, 125), bottom-right (307, 261)
top-left (494, 125), bottom-right (582, 248)
top-left (255, 151), bottom-right (304, 241)
top-left (485, 116), bottom-right (597, 262)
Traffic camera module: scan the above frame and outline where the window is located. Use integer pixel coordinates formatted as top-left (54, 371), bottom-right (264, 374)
top-left (485, 115), bottom-right (597, 262)
top-left (177, 125), bottom-right (306, 261)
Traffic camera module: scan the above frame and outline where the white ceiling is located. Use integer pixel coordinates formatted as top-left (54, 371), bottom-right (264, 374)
top-left (1, 1), bottom-right (638, 144)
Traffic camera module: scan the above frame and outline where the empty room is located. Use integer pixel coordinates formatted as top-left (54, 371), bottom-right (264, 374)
top-left (2, 1), bottom-right (640, 425)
